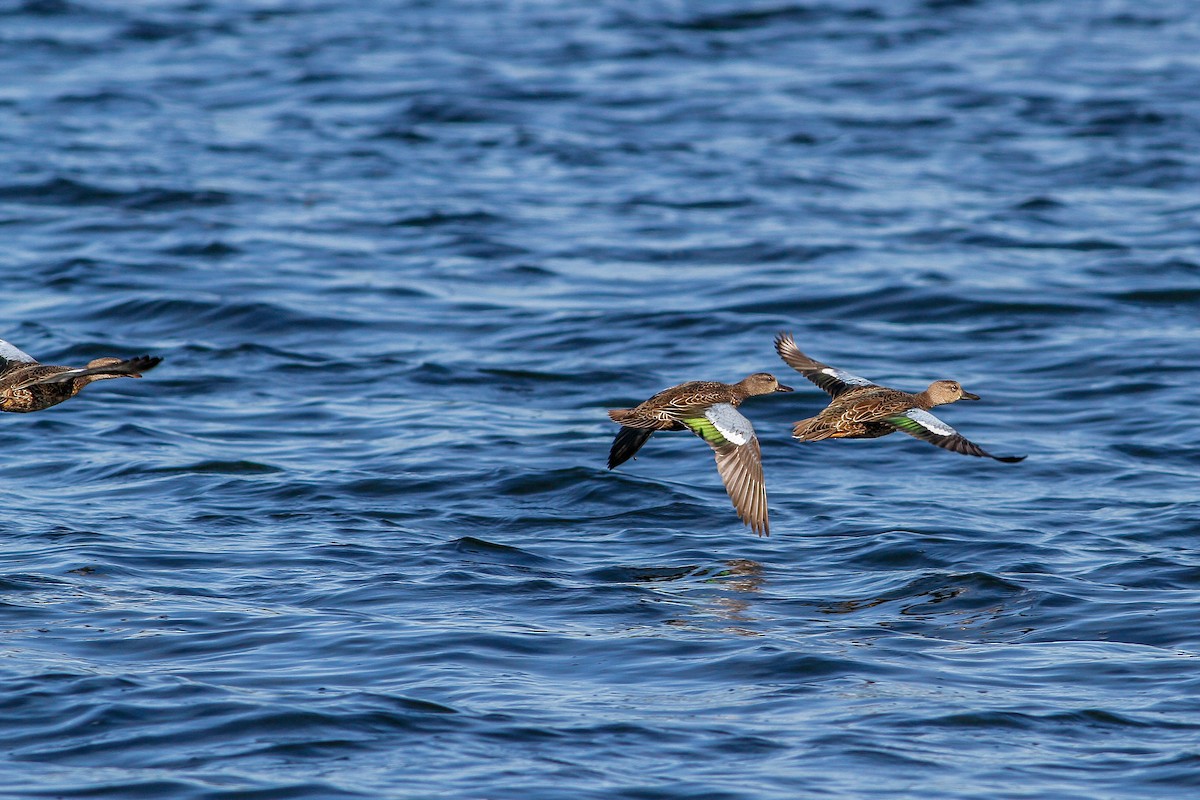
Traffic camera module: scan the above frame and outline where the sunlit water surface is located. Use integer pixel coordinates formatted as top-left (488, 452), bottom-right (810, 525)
top-left (2, 1), bottom-right (1199, 798)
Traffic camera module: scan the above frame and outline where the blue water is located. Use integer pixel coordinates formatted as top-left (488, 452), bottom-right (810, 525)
top-left (2, 1), bottom-right (1199, 797)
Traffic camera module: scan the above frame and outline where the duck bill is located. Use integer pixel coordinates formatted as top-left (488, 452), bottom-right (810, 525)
top-left (962, 391), bottom-right (981, 401)
top-left (776, 384), bottom-right (795, 392)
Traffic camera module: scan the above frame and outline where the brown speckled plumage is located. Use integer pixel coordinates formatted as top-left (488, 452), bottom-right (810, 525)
top-left (774, 333), bottom-right (1024, 463)
top-left (0, 340), bottom-right (162, 413)
top-left (607, 372), bottom-right (793, 536)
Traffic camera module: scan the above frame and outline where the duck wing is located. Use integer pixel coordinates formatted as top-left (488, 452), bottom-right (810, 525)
top-left (0, 340), bottom-right (39, 374)
top-left (886, 408), bottom-right (1026, 463)
top-left (679, 403), bottom-right (770, 536)
top-left (11, 356), bottom-right (161, 389)
top-left (774, 333), bottom-right (876, 398)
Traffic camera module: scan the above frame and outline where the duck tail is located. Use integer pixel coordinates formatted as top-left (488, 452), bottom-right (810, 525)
top-left (608, 426), bottom-right (654, 469)
top-left (791, 418), bottom-right (835, 442)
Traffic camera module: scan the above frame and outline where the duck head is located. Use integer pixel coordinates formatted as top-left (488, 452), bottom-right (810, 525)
top-left (740, 372), bottom-right (794, 395)
top-left (925, 379), bottom-right (980, 405)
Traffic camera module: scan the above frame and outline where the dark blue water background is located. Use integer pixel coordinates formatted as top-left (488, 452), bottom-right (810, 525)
top-left (2, 1), bottom-right (1199, 797)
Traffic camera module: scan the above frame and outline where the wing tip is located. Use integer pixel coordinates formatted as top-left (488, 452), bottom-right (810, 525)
top-left (130, 355), bottom-right (163, 374)
top-left (773, 331), bottom-right (801, 360)
top-left (738, 508), bottom-right (770, 537)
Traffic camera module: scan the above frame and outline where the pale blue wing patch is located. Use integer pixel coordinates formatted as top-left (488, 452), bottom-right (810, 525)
top-left (888, 407), bottom-right (1025, 462)
top-left (902, 408), bottom-right (957, 436)
top-left (705, 403), bottom-right (754, 446)
top-left (821, 367), bottom-right (873, 388)
top-left (0, 340), bottom-right (37, 364)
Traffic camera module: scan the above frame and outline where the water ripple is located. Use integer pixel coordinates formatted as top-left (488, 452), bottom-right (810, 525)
top-left (1, 0), bottom-right (1199, 798)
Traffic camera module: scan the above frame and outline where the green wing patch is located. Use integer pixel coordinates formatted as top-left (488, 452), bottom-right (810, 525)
top-left (886, 415), bottom-right (927, 435)
top-left (681, 415), bottom-right (728, 446)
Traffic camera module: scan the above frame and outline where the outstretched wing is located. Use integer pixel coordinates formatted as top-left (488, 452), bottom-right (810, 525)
top-left (12, 356), bottom-right (161, 389)
top-left (0, 339), bottom-right (38, 374)
top-left (886, 408), bottom-right (1025, 463)
top-left (774, 333), bottom-right (876, 398)
top-left (680, 403), bottom-right (770, 536)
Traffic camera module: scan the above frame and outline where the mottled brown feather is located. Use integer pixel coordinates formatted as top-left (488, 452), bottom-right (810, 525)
top-left (606, 373), bottom-right (791, 535)
top-left (774, 333), bottom-right (1024, 462)
top-left (0, 345), bottom-right (162, 414)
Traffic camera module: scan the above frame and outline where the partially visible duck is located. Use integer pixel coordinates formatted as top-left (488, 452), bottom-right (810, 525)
top-left (773, 333), bottom-right (1024, 463)
top-left (0, 339), bottom-right (162, 413)
top-left (607, 372), bottom-right (793, 536)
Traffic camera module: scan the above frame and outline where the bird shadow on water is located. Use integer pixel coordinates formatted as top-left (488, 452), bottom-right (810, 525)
top-left (807, 569), bottom-right (1041, 644)
top-left (592, 558), bottom-right (770, 637)
top-left (620, 557), bottom-right (1041, 645)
